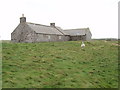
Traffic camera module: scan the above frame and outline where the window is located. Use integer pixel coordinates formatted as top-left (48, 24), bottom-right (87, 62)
top-left (59, 36), bottom-right (61, 39)
top-left (77, 33), bottom-right (80, 35)
top-left (48, 35), bottom-right (51, 39)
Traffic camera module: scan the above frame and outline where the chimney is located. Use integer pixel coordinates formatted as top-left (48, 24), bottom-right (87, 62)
top-left (20, 14), bottom-right (26, 23)
top-left (50, 23), bottom-right (55, 27)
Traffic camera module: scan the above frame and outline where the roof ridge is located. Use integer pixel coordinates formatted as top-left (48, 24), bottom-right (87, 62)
top-left (26, 22), bottom-right (65, 35)
top-left (27, 22), bottom-right (63, 30)
top-left (64, 28), bottom-right (89, 31)
top-left (27, 22), bottom-right (52, 28)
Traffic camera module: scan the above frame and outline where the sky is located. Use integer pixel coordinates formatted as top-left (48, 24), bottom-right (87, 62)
top-left (0, 0), bottom-right (119, 40)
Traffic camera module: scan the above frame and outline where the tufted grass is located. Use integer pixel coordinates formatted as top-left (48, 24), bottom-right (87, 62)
top-left (2, 40), bottom-right (118, 88)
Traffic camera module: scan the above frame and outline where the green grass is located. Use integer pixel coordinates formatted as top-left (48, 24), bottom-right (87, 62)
top-left (2, 40), bottom-right (118, 88)
top-left (0, 40), bottom-right (2, 89)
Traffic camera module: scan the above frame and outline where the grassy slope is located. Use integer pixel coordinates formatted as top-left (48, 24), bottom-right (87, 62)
top-left (2, 40), bottom-right (118, 88)
top-left (0, 41), bottom-right (2, 89)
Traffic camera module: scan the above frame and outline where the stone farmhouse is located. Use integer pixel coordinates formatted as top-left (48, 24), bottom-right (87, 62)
top-left (11, 15), bottom-right (92, 43)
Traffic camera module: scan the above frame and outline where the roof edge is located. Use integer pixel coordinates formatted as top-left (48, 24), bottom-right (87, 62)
top-left (64, 28), bottom-right (89, 31)
top-left (26, 22), bottom-right (61, 29)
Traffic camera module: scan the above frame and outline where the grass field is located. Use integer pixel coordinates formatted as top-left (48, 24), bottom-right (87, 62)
top-left (0, 40), bottom-right (2, 89)
top-left (2, 40), bottom-right (119, 88)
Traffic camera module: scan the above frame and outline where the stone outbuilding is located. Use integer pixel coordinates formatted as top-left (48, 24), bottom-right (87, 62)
top-left (11, 15), bottom-right (92, 43)
top-left (64, 28), bottom-right (92, 41)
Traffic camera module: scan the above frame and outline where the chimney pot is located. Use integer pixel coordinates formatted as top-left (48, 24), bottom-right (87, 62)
top-left (20, 14), bottom-right (26, 23)
top-left (50, 23), bottom-right (55, 27)
top-left (22, 14), bottom-right (24, 17)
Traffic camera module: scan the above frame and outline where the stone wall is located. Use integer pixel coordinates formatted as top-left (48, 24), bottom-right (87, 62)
top-left (34, 34), bottom-right (70, 42)
top-left (69, 35), bottom-right (86, 41)
top-left (86, 30), bottom-right (92, 41)
top-left (11, 23), bottom-right (35, 43)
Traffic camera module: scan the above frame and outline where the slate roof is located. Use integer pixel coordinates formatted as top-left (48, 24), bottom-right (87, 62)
top-left (64, 28), bottom-right (90, 36)
top-left (26, 22), bottom-right (91, 36)
top-left (55, 27), bottom-right (69, 35)
top-left (26, 22), bottom-right (65, 35)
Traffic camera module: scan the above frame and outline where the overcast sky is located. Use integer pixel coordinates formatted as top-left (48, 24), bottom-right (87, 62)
top-left (0, 0), bottom-right (119, 40)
